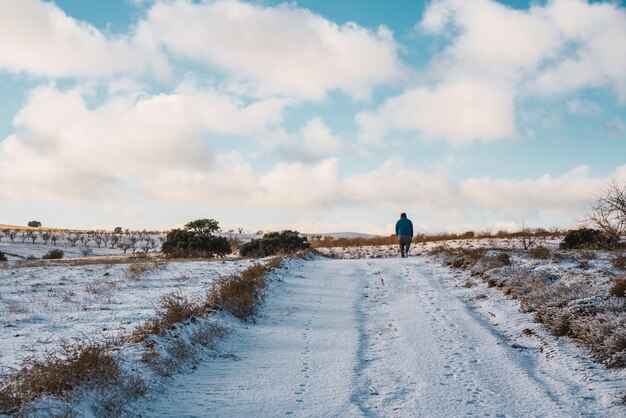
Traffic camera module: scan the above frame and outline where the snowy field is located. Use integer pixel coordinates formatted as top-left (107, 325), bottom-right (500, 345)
top-left (0, 255), bottom-right (255, 372)
top-left (1, 237), bottom-right (625, 416)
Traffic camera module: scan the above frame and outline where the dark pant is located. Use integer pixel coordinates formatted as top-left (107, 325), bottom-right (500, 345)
top-left (398, 235), bottom-right (412, 257)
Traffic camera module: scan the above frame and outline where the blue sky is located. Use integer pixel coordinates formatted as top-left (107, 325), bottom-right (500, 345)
top-left (0, 0), bottom-right (625, 234)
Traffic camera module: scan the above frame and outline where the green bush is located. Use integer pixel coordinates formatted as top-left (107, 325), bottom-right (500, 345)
top-left (239, 230), bottom-right (310, 258)
top-left (161, 222), bottom-right (231, 258)
top-left (42, 249), bottom-right (64, 259)
top-left (560, 228), bottom-right (618, 250)
top-left (27, 220), bottom-right (41, 228)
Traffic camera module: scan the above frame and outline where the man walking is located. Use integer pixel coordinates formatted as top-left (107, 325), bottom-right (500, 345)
top-left (395, 212), bottom-right (413, 258)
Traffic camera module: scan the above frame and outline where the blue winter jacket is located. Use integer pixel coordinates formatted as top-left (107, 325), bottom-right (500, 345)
top-left (395, 217), bottom-right (413, 237)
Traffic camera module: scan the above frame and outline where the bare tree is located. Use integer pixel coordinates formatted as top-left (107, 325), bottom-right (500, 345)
top-left (27, 231), bottom-right (38, 244)
top-left (79, 234), bottom-right (90, 247)
top-left (67, 234), bottom-right (80, 247)
top-left (8, 230), bottom-right (17, 243)
top-left (585, 179), bottom-right (626, 244)
top-left (50, 234), bottom-right (58, 246)
top-left (110, 235), bottom-right (120, 249)
top-left (41, 232), bottom-right (51, 245)
top-left (516, 221), bottom-right (537, 250)
top-left (118, 242), bottom-right (131, 254)
top-left (128, 236), bottom-right (139, 253)
top-left (94, 235), bottom-right (103, 248)
top-left (19, 231), bottom-right (28, 243)
top-left (102, 233), bottom-right (110, 248)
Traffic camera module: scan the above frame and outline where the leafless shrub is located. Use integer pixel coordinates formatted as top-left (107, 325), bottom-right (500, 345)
top-left (0, 341), bottom-right (120, 415)
top-left (207, 264), bottom-right (269, 320)
top-left (131, 292), bottom-right (206, 342)
top-left (90, 374), bottom-right (147, 418)
top-left (569, 311), bottom-right (626, 367)
top-left (157, 292), bottom-right (205, 330)
top-left (585, 180), bottom-right (626, 246)
top-left (85, 279), bottom-right (117, 294)
top-left (610, 276), bottom-right (626, 298)
top-left (191, 323), bottom-right (229, 349)
top-left (579, 250), bottom-right (597, 260)
top-left (123, 258), bottom-right (161, 281)
top-left (612, 254), bottom-right (626, 270)
top-left (530, 246), bottom-right (552, 260)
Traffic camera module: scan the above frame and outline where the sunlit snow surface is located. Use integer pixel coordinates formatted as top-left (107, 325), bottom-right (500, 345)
top-left (1, 238), bottom-right (625, 416)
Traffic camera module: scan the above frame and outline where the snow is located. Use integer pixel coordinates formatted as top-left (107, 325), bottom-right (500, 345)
top-left (0, 257), bottom-right (255, 371)
top-left (139, 256), bottom-right (625, 417)
top-left (2, 237), bottom-right (625, 416)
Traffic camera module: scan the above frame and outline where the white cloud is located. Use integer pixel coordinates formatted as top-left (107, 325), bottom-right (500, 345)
top-left (358, 0), bottom-right (626, 145)
top-left (460, 166), bottom-right (605, 219)
top-left (300, 118), bottom-right (342, 154)
top-left (356, 79), bottom-right (516, 145)
top-left (533, 0), bottom-right (626, 101)
top-left (0, 84), bottom-right (287, 201)
top-left (0, 0), bottom-right (167, 78)
top-left (140, 0), bottom-right (406, 100)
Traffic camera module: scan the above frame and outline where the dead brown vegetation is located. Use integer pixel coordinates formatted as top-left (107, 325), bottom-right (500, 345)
top-left (207, 263), bottom-right (270, 321)
top-left (0, 341), bottom-right (125, 415)
top-left (610, 276), bottom-right (626, 298)
top-left (310, 228), bottom-right (561, 249)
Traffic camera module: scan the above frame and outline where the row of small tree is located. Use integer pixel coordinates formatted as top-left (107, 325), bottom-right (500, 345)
top-left (0, 229), bottom-right (164, 253)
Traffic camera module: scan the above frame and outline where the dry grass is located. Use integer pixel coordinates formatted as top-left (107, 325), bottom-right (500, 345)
top-left (0, 341), bottom-right (121, 415)
top-left (530, 246), bottom-right (552, 260)
top-left (612, 254), bottom-right (626, 270)
top-left (207, 264), bottom-right (270, 321)
top-left (123, 258), bottom-right (161, 281)
top-left (610, 276), bottom-right (626, 298)
top-left (310, 229), bottom-right (562, 249)
top-left (579, 250), bottom-right (597, 260)
top-left (130, 292), bottom-right (206, 342)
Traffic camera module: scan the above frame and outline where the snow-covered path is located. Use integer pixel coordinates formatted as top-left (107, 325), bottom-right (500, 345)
top-left (141, 257), bottom-right (622, 417)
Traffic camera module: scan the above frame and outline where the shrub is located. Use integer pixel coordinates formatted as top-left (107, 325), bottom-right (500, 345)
top-left (161, 229), bottom-right (231, 258)
top-left (530, 246), bottom-right (552, 259)
top-left (239, 230), bottom-right (310, 257)
top-left (27, 220), bottom-right (41, 228)
top-left (42, 249), bottom-right (64, 259)
top-left (494, 252), bottom-right (511, 266)
top-left (207, 264), bottom-right (269, 320)
top-left (0, 251), bottom-right (6, 262)
top-left (579, 250), bottom-right (597, 260)
top-left (0, 341), bottom-right (120, 415)
top-left (560, 228), bottom-right (618, 250)
top-left (610, 276), bottom-right (626, 298)
top-left (612, 254), bottom-right (626, 270)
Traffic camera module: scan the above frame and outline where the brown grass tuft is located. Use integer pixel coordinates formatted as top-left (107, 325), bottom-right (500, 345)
top-left (612, 254), bottom-right (626, 270)
top-left (0, 341), bottom-right (120, 415)
top-left (207, 264), bottom-right (269, 321)
top-left (610, 276), bottom-right (626, 298)
top-left (530, 246), bottom-right (552, 260)
top-left (579, 250), bottom-right (597, 260)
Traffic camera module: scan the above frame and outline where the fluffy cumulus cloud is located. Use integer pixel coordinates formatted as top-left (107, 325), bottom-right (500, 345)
top-left (358, 0), bottom-right (626, 144)
top-left (0, 0), bottom-right (167, 78)
top-left (257, 117), bottom-right (343, 162)
top-left (357, 80), bottom-right (516, 145)
top-left (0, 85), bottom-right (288, 201)
top-left (139, 0), bottom-right (406, 100)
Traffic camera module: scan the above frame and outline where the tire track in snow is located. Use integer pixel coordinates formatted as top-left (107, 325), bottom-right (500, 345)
top-left (137, 257), bottom-right (623, 417)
